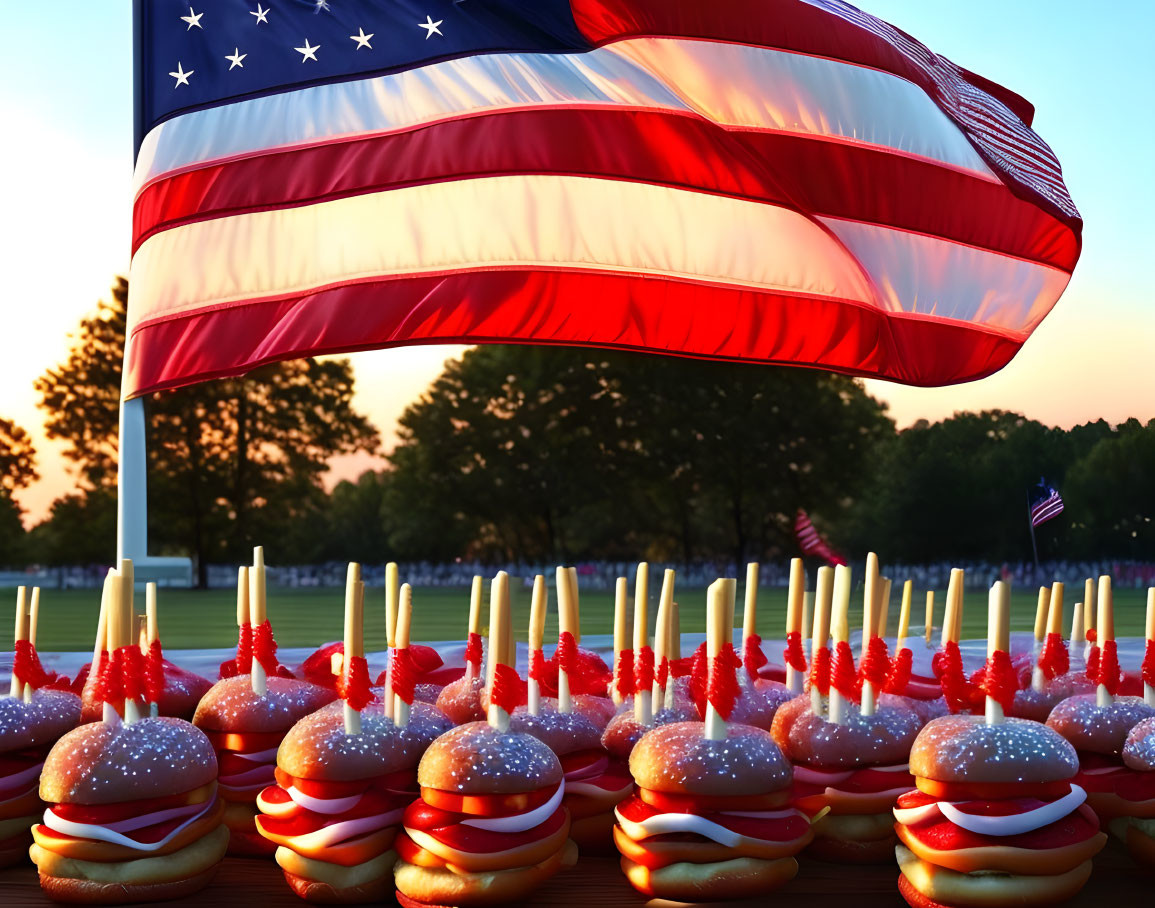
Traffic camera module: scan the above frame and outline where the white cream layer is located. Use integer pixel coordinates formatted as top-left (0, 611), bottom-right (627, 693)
top-left (893, 785), bottom-right (1086, 837)
top-left (461, 783), bottom-right (565, 833)
top-left (614, 805), bottom-right (805, 848)
top-left (285, 786), bottom-right (366, 816)
top-left (281, 807), bottom-right (405, 851)
top-left (42, 798), bottom-right (215, 852)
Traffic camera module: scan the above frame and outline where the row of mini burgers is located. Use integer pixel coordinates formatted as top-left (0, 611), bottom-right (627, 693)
top-left (3, 553), bottom-right (1155, 907)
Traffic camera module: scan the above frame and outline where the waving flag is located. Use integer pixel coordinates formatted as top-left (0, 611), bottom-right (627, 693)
top-left (795, 510), bottom-right (846, 566)
top-left (1029, 480), bottom-right (1065, 528)
top-left (127, 0), bottom-right (1082, 397)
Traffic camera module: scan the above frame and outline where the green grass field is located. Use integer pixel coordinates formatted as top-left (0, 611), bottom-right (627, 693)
top-left (5, 584), bottom-right (1150, 652)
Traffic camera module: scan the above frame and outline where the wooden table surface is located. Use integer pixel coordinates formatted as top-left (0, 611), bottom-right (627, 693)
top-left (1, 845), bottom-right (1149, 907)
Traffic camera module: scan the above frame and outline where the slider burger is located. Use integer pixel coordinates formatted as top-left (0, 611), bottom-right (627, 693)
top-left (510, 574), bottom-right (632, 851)
top-left (894, 715), bottom-right (1104, 908)
top-left (601, 571), bottom-right (695, 762)
top-left (772, 564), bottom-right (920, 863)
top-left (894, 579), bottom-right (1106, 908)
top-left (614, 579), bottom-right (812, 901)
top-left (193, 548), bottom-right (336, 856)
top-left (394, 572), bottom-right (576, 908)
top-left (1012, 583), bottom-right (1093, 722)
top-left (1045, 576), bottom-right (1155, 823)
top-left (435, 576), bottom-right (488, 725)
top-left (1113, 715), bottom-right (1155, 863)
top-left (728, 561), bottom-right (795, 732)
top-left (31, 718), bottom-right (227, 904)
top-left (194, 677), bottom-right (336, 856)
top-left (30, 568), bottom-right (227, 903)
top-left (256, 567), bottom-right (429, 902)
top-left (2, 587), bottom-right (82, 867)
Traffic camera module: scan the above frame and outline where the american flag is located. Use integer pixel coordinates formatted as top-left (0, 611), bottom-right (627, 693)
top-left (128, 0), bottom-right (1081, 397)
top-left (1029, 481), bottom-right (1065, 528)
top-left (795, 510), bottom-right (846, 566)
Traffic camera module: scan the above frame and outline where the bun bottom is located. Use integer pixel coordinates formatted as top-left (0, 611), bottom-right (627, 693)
top-left (621, 854), bottom-right (797, 900)
top-left (1124, 823), bottom-right (1155, 865)
top-left (227, 825), bottom-right (278, 857)
top-left (36, 866), bottom-right (218, 904)
top-left (284, 869), bottom-right (392, 904)
top-left (395, 840), bottom-right (575, 906)
top-left (807, 811), bottom-right (897, 864)
top-left (568, 812), bottom-right (617, 854)
top-left (897, 844), bottom-right (1092, 906)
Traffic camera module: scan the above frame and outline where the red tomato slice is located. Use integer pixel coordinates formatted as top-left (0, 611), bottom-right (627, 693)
top-left (1114, 770), bottom-right (1155, 802)
top-left (417, 806), bottom-right (567, 854)
top-left (218, 751), bottom-right (274, 777)
top-left (0, 749), bottom-right (46, 776)
top-left (203, 729), bottom-right (285, 753)
top-left (419, 784), bottom-right (557, 818)
top-left (618, 794), bottom-right (809, 843)
top-left (273, 767), bottom-right (415, 800)
top-left (559, 749), bottom-right (606, 776)
top-left (571, 762), bottom-right (633, 794)
top-left (916, 778), bottom-right (1072, 801)
top-left (902, 804), bottom-right (1100, 852)
top-left (51, 787), bottom-right (212, 825)
top-left (256, 790), bottom-right (405, 839)
top-left (833, 767), bottom-right (915, 795)
top-left (636, 788), bottom-right (790, 814)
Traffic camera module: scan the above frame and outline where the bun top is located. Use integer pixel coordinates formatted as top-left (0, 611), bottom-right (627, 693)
top-left (277, 701), bottom-right (422, 781)
top-left (40, 717), bottom-right (218, 805)
top-left (1124, 717), bottom-right (1155, 772)
top-left (510, 706), bottom-right (603, 756)
top-left (417, 721), bottom-right (562, 795)
top-left (911, 714), bottom-right (1078, 783)
top-left (193, 676), bottom-right (336, 733)
top-left (601, 702), bottom-right (698, 761)
top-left (771, 700), bottom-right (920, 769)
top-left (0, 689), bottom-right (81, 755)
top-left (1045, 695), bottom-right (1155, 757)
top-left (629, 721), bottom-right (792, 796)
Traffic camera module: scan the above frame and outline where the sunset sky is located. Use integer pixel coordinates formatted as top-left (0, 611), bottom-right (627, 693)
top-left (2, 1), bottom-right (1153, 525)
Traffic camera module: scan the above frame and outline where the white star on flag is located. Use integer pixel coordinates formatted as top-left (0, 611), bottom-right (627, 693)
top-left (419, 16), bottom-right (443, 39)
top-left (350, 28), bottom-right (373, 50)
top-left (169, 62), bottom-right (194, 87)
top-left (314, 0), bottom-right (331, 11)
top-left (181, 7), bottom-right (204, 30)
top-left (225, 48), bottom-right (247, 70)
top-left (250, 4), bottom-right (270, 25)
top-left (294, 39), bottom-right (320, 62)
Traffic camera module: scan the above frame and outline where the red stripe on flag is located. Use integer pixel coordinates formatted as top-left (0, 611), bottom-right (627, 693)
top-left (132, 109), bottom-right (1078, 270)
top-left (124, 269), bottom-right (1024, 397)
top-left (571, 0), bottom-right (1078, 228)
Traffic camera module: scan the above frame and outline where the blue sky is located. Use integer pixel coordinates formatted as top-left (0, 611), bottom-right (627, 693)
top-left (2, 1), bottom-right (1153, 521)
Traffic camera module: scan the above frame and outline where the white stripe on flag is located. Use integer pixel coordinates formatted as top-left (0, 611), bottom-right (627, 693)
top-left (134, 36), bottom-right (996, 192)
top-left (128, 174), bottom-right (1069, 337)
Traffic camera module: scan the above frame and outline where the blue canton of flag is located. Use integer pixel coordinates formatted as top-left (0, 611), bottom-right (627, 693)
top-left (135, 0), bottom-right (586, 150)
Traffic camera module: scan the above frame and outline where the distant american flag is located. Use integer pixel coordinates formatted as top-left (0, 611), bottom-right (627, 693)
top-left (128, 0), bottom-right (1082, 397)
top-left (795, 510), bottom-right (846, 566)
top-left (1029, 482), bottom-right (1065, 528)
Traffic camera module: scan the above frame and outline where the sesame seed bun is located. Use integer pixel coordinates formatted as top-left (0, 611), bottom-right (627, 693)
top-left (193, 676), bottom-right (335, 734)
top-left (40, 718), bottom-right (218, 805)
top-left (629, 721), bottom-right (792, 797)
top-left (417, 722), bottom-right (562, 795)
top-left (911, 714), bottom-right (1078, 784)
top-left (276, 701), bottom-right (421, 781)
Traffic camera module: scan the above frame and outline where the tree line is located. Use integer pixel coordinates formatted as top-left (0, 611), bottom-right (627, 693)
top-left (0, 279), bottom-right (1151, 581)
